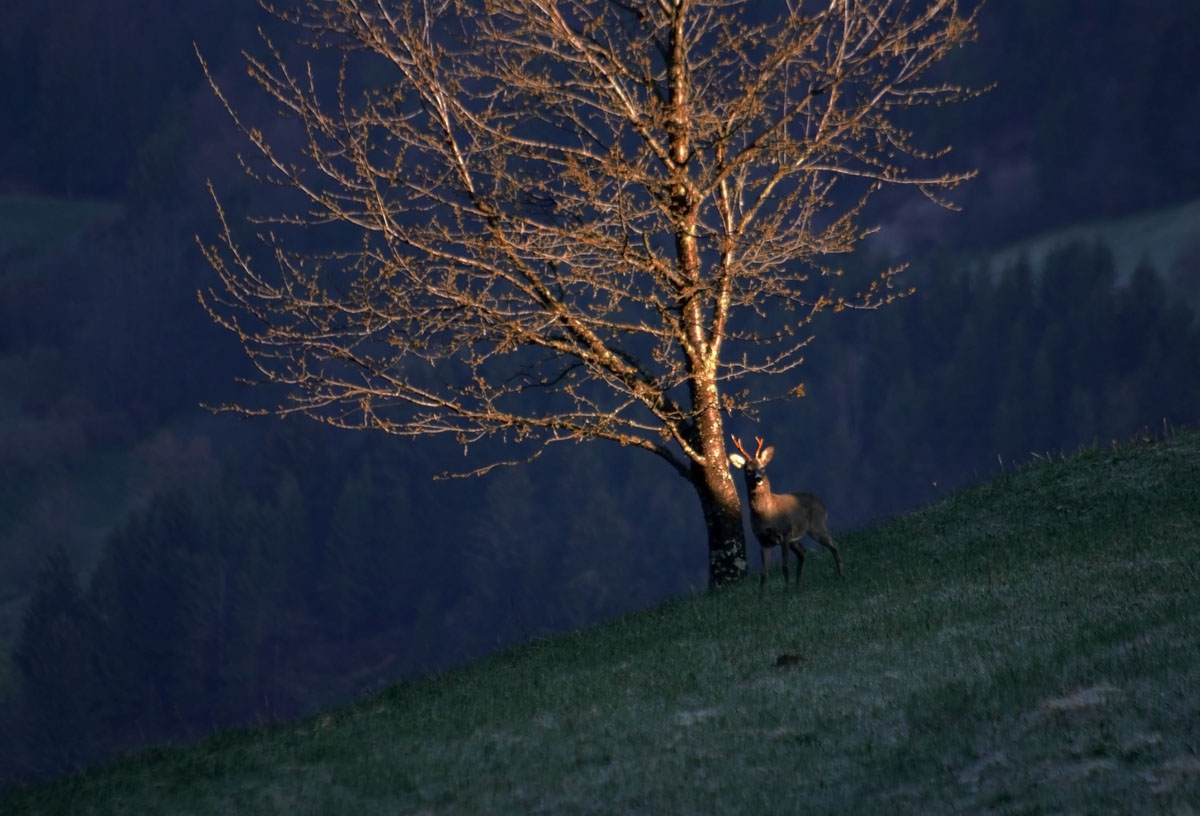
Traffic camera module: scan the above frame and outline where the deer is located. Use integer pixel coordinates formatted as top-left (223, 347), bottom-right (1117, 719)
top-left (729, 436), bottom-right (844, 594)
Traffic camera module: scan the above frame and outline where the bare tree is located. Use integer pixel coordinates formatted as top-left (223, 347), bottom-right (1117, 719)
top-left (199, 0), bottom-right (981, 587)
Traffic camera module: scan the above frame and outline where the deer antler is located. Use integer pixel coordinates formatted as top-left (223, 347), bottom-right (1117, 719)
top-left (732, 435), bottom-right (768, 462)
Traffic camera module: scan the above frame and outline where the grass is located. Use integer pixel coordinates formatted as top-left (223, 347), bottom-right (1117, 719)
top-left (4, 431), bottom-right (1200, 814)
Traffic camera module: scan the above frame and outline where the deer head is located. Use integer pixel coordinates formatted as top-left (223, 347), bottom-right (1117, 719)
top-left (729, 435), bottom-right (775, 491)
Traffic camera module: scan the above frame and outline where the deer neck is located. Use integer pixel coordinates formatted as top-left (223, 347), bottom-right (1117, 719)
top-left (748, 474), bottom-right (776, 512)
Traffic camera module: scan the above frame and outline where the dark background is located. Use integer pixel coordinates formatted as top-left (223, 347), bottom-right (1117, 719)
top-left (2, 0), bottom-right (1199, 787)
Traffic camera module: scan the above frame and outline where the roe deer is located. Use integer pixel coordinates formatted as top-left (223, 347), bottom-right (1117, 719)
top-left (729, 436), bottom-right (844, 594)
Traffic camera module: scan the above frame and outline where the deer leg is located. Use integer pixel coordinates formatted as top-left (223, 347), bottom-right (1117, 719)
top-left (760, 544), bottom-right (769, 595)
top-left (814, 528), bottom-right (844, 577)
top-left (792, 541), bottom-right (806, 587)
top-left (780, 543), bottom-right (790, 586)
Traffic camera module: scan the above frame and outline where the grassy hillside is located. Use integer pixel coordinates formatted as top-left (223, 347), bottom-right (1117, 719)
top-left (5, 430), bottom-right (1198, 814)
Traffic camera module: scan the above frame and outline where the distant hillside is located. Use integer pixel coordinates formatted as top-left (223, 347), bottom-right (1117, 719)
top-left (979, 196), bottom-right (1200, 301)
top-left (0, 195), bottom-right (121, 260)
top-left (5, 429), bottom-right (1198, 814)
top-left (0, 194), bottom-right (127, 644)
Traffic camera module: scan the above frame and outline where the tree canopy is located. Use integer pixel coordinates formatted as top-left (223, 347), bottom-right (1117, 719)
top-left (201, 0), bottom-right (982, 584)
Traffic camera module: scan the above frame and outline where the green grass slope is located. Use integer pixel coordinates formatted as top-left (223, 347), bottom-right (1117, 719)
top-left (5, 431), bottom-right (1200, 815)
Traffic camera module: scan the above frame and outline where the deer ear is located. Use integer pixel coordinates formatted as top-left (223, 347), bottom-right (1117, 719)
top-left (728, 452), bottom-right (746, 468)
top-left (759, 445), bottom-right (775, 466)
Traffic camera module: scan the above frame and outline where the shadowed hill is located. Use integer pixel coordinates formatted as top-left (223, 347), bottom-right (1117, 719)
top-left (4, 430), bottom-right (1198, 814)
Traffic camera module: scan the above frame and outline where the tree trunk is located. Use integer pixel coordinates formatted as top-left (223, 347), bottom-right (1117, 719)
top-left (691, 456), bottom-right (747, 588)
top-left (687, 383), bottom-right (747, 588)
